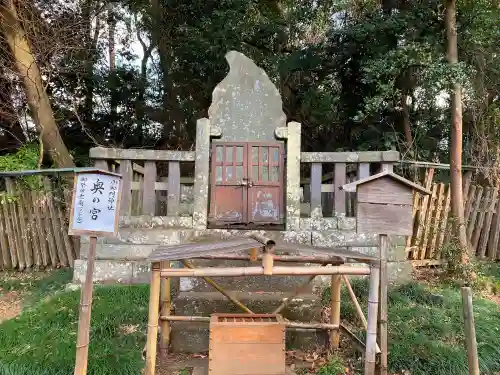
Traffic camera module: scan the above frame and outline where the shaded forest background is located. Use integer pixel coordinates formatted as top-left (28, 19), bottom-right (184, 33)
top-left (0, 0), bottom-right (499, 168)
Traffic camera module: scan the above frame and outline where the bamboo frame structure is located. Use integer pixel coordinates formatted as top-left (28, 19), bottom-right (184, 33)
top-left (364, 266), bottom-right (380, 375)
top-left (145, 264), bottom-right (161, 375)
top-left (144, 240), bottom-right (387, 375)
top-left (158, 315), bottom-right (340, 330)
top-left (159, 261), bottom-right (171, 353)
top-left (330, 275), bottom-right (341, 350)
top-left (159, 265), bottom-right (371, 277)
top-left (379, 235), bottom-right (389, 375)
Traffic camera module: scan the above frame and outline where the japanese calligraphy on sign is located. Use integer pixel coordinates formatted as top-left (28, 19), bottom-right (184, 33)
top-left (69, 171), bottom-right (122, 236)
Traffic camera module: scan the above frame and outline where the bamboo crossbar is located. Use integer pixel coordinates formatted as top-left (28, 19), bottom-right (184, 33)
top-left (159, 265), bottom-right (371, 277)
top-left (158, 315), bottom-right (339, 330)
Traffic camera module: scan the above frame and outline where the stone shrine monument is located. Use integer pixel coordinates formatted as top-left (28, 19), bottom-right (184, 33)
top-left (76, 50), bottom-right (409, 355)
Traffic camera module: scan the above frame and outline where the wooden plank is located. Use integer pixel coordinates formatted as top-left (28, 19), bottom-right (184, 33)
top-left (472, 187), bottom-right (491, 255)
top-left (464, 185), bottom-right (477, 224)
top-left (480, 185), bottom-right (498, 259)
top-left (90, 147), bottom-right (195, 161)
top-left (43, 178), bottom-right (68, 266)
top-left (488, 190), bottom-right (500, 260)
top-left (420, 183), bottom-right (438, 260)
top-left (0, 191), bottom-right (16, 268)
top-left (334, 163), bottom-right (346, 215)
top-left (310, 163), bottom-right (322, 218)
top-left (301, 150), bottom-right (399, 163)
top-left (23, 190), bottom-right (41, 267)
top-left (357, 202), bottom-right (413, 235)
top-left (436, 185), bottom-right (451, 255)
top-left (57, 202), bottom-right (75, 266)
top-left (0, 204), bottom-right (11, 269)
top-left (16, 187), bottom-right (33, 268)
top-left (142, 161), bottom-right (157, 216)
top-left (467, 186), bottom-right (483, 241)
top-left (167, 162), bottom-right (181, 216)
top-left (357, 178), bottom-right (413, 206)
top-left (411, 168), bottom-right (435, 259)
top-left (429, 183), bottom-right (445, 259)
top-left (118, 160), bottom-right (133, 216)
top-left (31, 190), bottom-right (49, 267)
top-left (5, 178), bottom-right (25, 270)
top-left (40, 189), bottom-right (58, 267)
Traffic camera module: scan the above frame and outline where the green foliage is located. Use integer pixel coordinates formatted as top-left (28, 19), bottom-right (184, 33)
top-left (321, 276), bottom-right (500, 375)
top-left (315, 356), bottom-right (346, 375)
top-left (0, 278), bottom-right (148, 375)
top-left (0, 144), bottom-right (39, 172)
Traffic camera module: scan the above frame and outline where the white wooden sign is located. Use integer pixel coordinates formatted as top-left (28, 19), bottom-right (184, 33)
top-left (69, 171), bottom-right (122, 237)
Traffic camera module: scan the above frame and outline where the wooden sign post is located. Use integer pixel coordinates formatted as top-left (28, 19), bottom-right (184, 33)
top-left (342, 171), bottom-right (431, 375)
top-left (68, 169), bottom-right (122, 375)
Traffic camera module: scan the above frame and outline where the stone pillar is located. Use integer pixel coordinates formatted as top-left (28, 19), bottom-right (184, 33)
top-left (193, 118), bottom-right (210, 230)
top-left (284, 122), bottom-right (301, 231)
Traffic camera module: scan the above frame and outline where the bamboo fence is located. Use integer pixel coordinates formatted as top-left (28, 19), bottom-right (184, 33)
top-left (406, 169), bottom-right (500, 264)
top-left (0, 177), bottom-right (76, 270)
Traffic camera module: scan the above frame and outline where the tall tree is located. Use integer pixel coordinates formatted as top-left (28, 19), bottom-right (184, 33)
top-left (0, 0), bottom-right (75, 168)
top-left (445, 0), bottom-right (469, 262)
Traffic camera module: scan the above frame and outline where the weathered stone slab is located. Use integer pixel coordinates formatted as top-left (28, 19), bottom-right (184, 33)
top-left (89, 147), bottom-right (195, 161)
top-left (119, 216), bottom-right (194, 229)
top-left (193, 118), bottom-right (210, 230)
top-left (208, 51), bottom-right (286, 141)
top-left (79, 243), bottom-right (157, 260)
top-left (337, 217), bottom-right (356, 231)
top-left (311, 231), bottom-right (378, 247)
top-left (300, 218), bottom-right (338, 231)
top-left (131, 261), bottom-right (151, 284)
top-left (73, 260), bottom-right (133, 284)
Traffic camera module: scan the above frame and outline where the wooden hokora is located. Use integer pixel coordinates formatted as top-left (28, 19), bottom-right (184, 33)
top-left (342, 171), bottom-right (431, 236)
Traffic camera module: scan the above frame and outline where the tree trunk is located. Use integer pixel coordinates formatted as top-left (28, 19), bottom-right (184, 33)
top-left (108, 1), bottom-right (117, 125)
top-left (402, 94), bottom-right (413, 147)
top-left (1, 0), bottom-right (74, 168)
top-left (445, 0), bottom-right (469, 263)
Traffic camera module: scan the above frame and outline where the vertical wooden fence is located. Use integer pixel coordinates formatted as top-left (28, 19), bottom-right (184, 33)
top-left (0, 176), bottom-right (76, 271)
top-left (406, 167), bottom-right (500, 264)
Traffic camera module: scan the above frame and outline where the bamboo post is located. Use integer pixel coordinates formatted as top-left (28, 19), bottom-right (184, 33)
top-left (73, 236), bottom-right (98, 375)
top-left (249, 248), bottom-right (258, 261)
top-left (364, 266), bottom-right (380, 375)
top-left (343, 275), bottom-right (381, 354)
top-left (379, 234), bottom-right (389, 375)
top-left (159, 261), bottom-right (171, 353)
top-left (330, 274), bottom-right (341, 350)
top-left (262, 252), bottom-right (274, 275)
top-left (145, 263), bottom-right (161, 375)
top-left (461, 287), bottom-right (480, 375)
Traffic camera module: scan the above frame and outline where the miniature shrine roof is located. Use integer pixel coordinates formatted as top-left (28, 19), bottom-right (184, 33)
top-left (147, 234), bottom-right (378, 264)
top-left (341, 170), bottom-right (431, 195)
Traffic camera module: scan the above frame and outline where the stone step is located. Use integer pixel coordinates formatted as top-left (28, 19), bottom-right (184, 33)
top-left (169, 321), bottom-right (328, 353)
top-left (173, 291), bottom-right (322, 322)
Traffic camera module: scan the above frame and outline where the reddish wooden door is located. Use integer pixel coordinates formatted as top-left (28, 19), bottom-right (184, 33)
top-left (247, 143), bottom-right (284, 225)
top-left (209, 142), bottom-right (247, 224)
top-left (209, 142), bottom-right (284, 226)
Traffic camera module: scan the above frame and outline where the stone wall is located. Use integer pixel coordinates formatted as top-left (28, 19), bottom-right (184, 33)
top-left (73, 219), bottom-right (411, 285)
